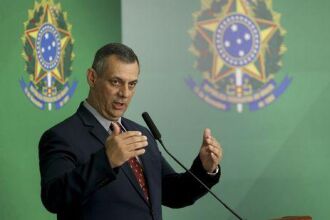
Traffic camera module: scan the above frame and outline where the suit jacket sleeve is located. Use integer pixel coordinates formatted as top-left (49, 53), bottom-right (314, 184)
top-left (161, 154), bottom-right (221, 208)
top-left (143, 129), bottom-right (221, 209)
top-left (39, 129), bottom-right (116, 213)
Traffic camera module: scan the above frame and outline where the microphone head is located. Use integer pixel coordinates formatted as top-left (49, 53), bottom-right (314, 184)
top-left (142, 112), bottom-right (162, 140)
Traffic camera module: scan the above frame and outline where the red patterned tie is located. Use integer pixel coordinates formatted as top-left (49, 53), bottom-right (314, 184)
top-left (128, 157), bottom-right (149, 201)
top-left (110, 122), bottom-right (150, 201)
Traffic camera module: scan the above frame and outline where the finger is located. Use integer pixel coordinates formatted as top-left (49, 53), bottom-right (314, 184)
top-left (124, 135), bottom-right (148, 145)
top-left (130, 148), bottom-right (146, 157)
top-left (207, 145), bottom-right (221, 159)
top-left (203, 128), bottom-right (211, 139)
top-left (202, 138), bottom-right (215, 150)
top-left (127, 140), bottom-right (148, 152)
top-left (203, 128), bottom-right (211, 144)
top-left (213, 150), bottom-right (223, 163)
top-left (214, 146), bottom-right (223, 161)
top-left (211, 152), bottom-right (219, 163)
top-left (111, 122), bottom-right (121, 136)
top-left (120, 131), bottom-right (143, 139)
top-left (206, 137), bottom-right (220, 148)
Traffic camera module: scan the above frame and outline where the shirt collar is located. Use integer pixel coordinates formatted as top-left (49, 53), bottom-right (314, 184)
top-left (83, 100), bottom-right (123, 132)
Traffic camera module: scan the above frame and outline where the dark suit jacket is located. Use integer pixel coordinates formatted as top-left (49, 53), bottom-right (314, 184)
top-left (39, 104), bottom-right (220, 220)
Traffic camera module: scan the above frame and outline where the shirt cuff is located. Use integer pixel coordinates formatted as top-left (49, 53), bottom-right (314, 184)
top-left (207, 166), bottom-right (220, 176)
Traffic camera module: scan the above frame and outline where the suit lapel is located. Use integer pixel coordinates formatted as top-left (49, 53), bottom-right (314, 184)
top-left (77, 103), bottom-right (108, 146)
top-left (139, 146), bottom-right (157, 208)
top-left (121, 162), bottom-right (150, 206)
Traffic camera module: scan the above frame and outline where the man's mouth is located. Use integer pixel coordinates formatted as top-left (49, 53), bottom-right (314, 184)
top-left (113, 101), bottom-right (126, 110)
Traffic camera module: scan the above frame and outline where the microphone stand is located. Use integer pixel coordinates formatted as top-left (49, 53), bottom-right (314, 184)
top-left (157, 138), bottom-right (244, 220)
top-left (142, 112), bottom-right (245, 220)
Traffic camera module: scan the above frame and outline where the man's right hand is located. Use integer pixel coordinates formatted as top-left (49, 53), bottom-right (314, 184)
top-left (105, 123), bottom-right (148, 168)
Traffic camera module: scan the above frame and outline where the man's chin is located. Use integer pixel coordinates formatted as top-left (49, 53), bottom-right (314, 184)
top-left (108, 110), bottom-right (125, 121)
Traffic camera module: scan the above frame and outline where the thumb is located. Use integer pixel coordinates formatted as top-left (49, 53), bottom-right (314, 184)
top-left (203, 128), bottom-right (211, 144)
top-left (111, 122), bottom-right (121, 136)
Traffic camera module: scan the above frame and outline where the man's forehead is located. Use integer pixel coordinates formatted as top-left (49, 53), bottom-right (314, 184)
top-left (103, 56), bottom-right (139, 76)
top-left (105, 68), bottom-right (139, 82)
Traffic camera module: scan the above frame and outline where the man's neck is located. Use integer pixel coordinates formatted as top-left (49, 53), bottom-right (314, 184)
top-left (83, 100), bottom-right (122, 131)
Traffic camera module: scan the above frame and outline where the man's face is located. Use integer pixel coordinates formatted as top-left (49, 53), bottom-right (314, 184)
top-left (88, 55), bottom-right (139, 121)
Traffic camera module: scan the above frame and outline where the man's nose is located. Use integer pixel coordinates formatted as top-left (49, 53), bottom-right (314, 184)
top-left (118, 84), bottom-right (129, 97)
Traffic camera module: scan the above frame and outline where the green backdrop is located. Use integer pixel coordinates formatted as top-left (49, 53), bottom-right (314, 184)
top-left (0, 0), bottom-right (121, 219)
top-left (1, 0), bottom-right (330, 219)
top-left (121, 0), bottom-right (330, 219)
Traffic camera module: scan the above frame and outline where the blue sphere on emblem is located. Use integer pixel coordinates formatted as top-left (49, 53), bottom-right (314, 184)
top-left (36, 23), bottom-right (61, 71)
top-left (215, 14), bottom-right (260, 67)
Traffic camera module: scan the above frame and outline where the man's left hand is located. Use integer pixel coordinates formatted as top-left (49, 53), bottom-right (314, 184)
top-left (199, 128), bottom-right (223, 173)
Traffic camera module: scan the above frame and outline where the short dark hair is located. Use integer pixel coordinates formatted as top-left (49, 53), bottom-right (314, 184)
top-left (91, 43), bottom-right (139, 75)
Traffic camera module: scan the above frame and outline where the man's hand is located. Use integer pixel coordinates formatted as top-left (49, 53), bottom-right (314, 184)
top-left (199, 128), bottom-right (223, 173)
top-left (105, 123), bottom-right (148, 168)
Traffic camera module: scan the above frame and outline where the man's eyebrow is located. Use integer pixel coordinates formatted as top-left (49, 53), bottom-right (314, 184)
top-left (109, 77), bottom-right (138, 83)
top-left (109, 76), bottom-right (123, 81)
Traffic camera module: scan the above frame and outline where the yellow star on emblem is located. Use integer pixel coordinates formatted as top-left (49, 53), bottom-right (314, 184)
top-left (195, 0), bottom-right (278, 83)
top-left (24, 2), bottom-right (72, 84)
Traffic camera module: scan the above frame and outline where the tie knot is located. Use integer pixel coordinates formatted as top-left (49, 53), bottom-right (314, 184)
top-left (109, 122), bottom-right (124, 133)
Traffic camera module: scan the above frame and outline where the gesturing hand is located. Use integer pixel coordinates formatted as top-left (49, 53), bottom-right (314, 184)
top-left (105, 123), bottom-right (148, 168)
top-left (199, 128), bottom-right (223, 173)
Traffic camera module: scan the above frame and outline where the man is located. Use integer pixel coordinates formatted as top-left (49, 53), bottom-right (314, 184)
top-left (39, 43), bottom-right (222, 220)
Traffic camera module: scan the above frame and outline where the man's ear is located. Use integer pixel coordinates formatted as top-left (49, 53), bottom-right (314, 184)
top-left (87, 68), bottom-right (97, 87)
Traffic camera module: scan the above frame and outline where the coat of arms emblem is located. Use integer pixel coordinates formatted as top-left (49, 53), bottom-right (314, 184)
top-left (21, 0), bottom-right (77, 110)
top-left (186, 0), bottom-right (291, 112)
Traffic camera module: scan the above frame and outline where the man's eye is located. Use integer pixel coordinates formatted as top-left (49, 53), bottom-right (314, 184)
top-left (111, 80), bottom-right (120, 86)
top-left (129, 82), bottom-right (137, 89)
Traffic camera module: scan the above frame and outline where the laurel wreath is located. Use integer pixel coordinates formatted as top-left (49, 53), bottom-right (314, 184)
top-left (251, 0), bottom-right (284, 75)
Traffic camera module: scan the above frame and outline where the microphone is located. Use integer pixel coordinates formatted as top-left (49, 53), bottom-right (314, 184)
top-left (142, 112), bottom-right (161, 140)
top-left (142, 112), bottom-right (244, 220)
